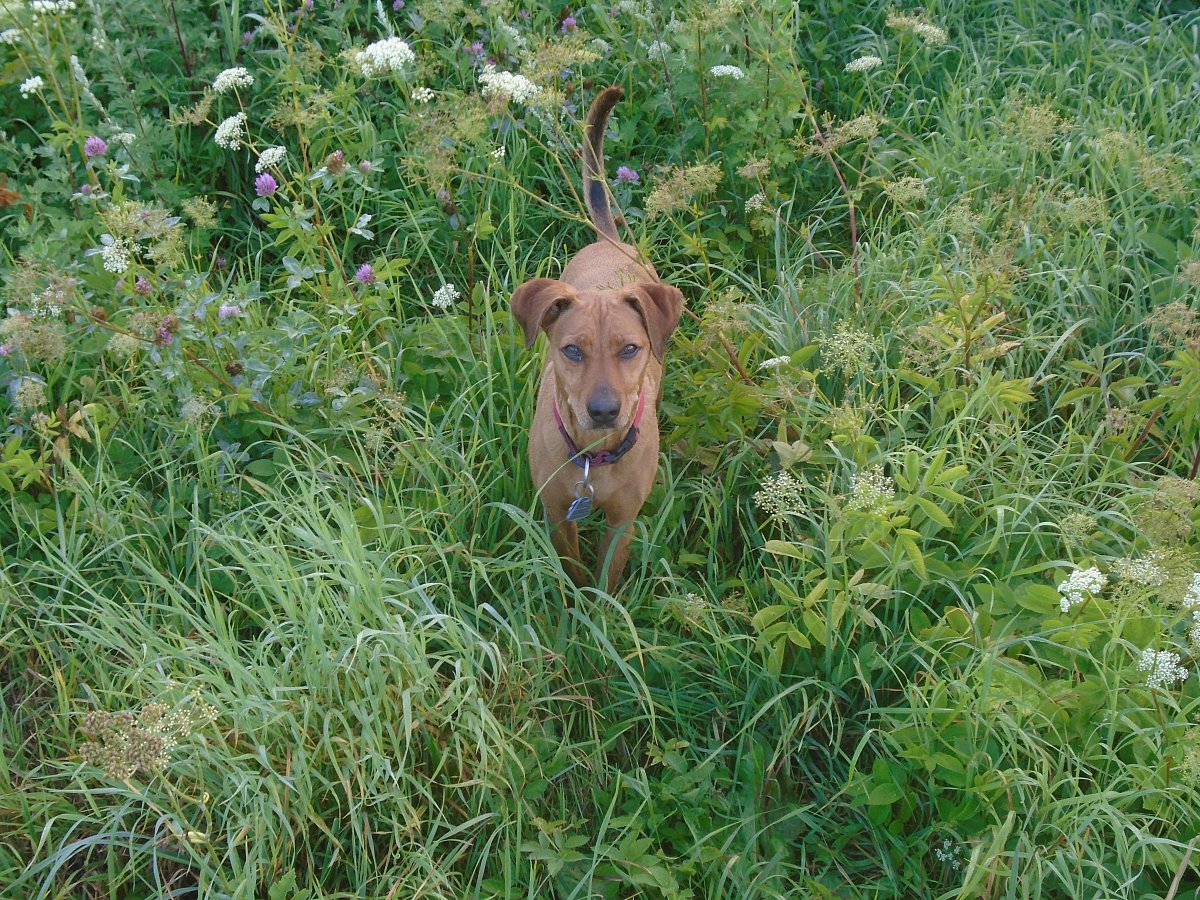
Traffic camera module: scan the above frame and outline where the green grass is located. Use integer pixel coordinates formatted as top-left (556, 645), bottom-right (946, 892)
top-left (3, 0), bottom-right (1200, 897)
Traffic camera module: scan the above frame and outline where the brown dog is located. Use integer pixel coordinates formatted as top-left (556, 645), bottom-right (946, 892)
top-left (511, 86), bottom-right (684, 593)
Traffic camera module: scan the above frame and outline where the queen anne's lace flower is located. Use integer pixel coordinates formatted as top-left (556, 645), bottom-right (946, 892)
top-left (847, 466), bottom-right (896, 513)
top-left (1138, 648), bottom-right (1188, 689)
top-left (0, 29), bottom-right (21, 45)
top-left (759, 355), bottom-right (790, 370)
top-left (212, 67), bottom-right (254, 93)
top-left (255, 146), bottom-right (287, 173)
top-left (412, 86), bottom-right (435, 103)
top-left (709, 64), bottom-right (745, 79)
top-left (354, 37), bottom-right (415, 77)
top-left (1057, 566), bottom-right (1106, 613)
top-left (214, 112), bottom-right (247, 150)
top-left (19, 76), bottom-right (44, 98)
top-left (478, 66), bottom-right (540, 104)
top-left (100, 237), bottom-right (136, 274)
top-left (845, 55), bottom-right (883, 73)
top-left (754, 470), bottom-right (805, 520)
top-left (430, 283), bottom-right (460, 309)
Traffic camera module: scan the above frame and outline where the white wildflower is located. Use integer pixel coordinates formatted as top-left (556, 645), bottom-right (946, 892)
top-left (354, 37), bottom-right (415, 77)
top-left (847, 465), bottom-right (896, 513)
top-left (591, 38), bottom-right (612, 54)
top-left (1138, 648), bottom-right (1188, 690)
top-left (646, 40), bottom-right (671, 61)
top-left (255, 145), bottom-right (287, 173)
top-left (746, 192), bottom-right (770, 213)
top-left (1057, 566), bottom-right (1106, 613)
top-left (100, 236), bottom-right (136, 274)
top-left (213, 112), bottom-right (247, 150)
top-left (754, 470), bottom-right (805, 520)
top-left (430, 283), bottom-right (460, 309)
top-left (478, 65), bottom-right (540, 105)
top-left (1112, 553), bottom-right (1169, 588)
top-left (759, 355), bottom-right (790, 370)
top-left (933, 838), bottom-right (962, 871)
top-left (412, 86), bottom-right (435, 103)
top-left (709, 64), bottom-right (745, 79)
top-left (491, 145), bottom-right (506, 160)
top-left (1, 29), bottom-right (21, 45)
top-left (19, 76), bottom-right (44, 98)
top-left (212, 67), bottom-right (254, 94)
top-left (845, 55), bottom-right (883, 73)
top-left (1183, 573), bottom-right (1200, 609)
top-left (914, 22), bottom-right (948, 45)
top-left (109, 131), bottom-right (136, 147)
top-left (29, 0), bottom-right (75, 14)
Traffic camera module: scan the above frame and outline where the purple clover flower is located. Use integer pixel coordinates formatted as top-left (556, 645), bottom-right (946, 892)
top-left (615, 165), bottom-right (640, 184)
top-left (518, 9), bottom-right (530, 19)
top-left (355, 263), bottom-right (377, 284)
top-left (392, 0), bottom-right (405, 8)
top-left (84, 136), bottom-right (107, 158)
top-left (0, 344), bottom-right (10, 357)
top-left (255, 173), bottom-right (278, 197)
top-left (467, 41), bottom-right (485, 61)
top-left (561, 15), bottom-right (577, 31)
top-left (218, 303), bottom-right (242, 319)
top-left (134, 276), bottom-right (152, 296)
top-left (156, 327), bottom-right (174, 345)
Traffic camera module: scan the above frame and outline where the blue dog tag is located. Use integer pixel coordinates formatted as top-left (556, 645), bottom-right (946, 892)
top-left (566, 496), bottom-right (593, 521)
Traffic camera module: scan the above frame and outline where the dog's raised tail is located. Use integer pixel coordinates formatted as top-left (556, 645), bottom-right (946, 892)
top-left (583, 85), bottom-right (624, 241)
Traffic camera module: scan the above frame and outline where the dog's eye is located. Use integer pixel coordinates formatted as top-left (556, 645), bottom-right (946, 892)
top-left (561, 344), bottom-right (584, 361)
top-left (618, 344), bottom-right (640, 359)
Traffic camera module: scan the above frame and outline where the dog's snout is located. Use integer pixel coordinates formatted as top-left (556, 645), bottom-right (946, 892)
top-left (586, 391), bottom-right (621, 427)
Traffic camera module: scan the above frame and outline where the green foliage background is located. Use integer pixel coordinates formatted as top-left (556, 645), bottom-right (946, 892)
top-left (3, 0), bottom-right (1200, 897)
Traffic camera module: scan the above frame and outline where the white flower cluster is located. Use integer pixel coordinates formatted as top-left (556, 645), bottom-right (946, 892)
top-left (412, 86), bottom-right (435, 103)
top-left (490, 146), bottom-right (506, 160)
top-left (746, 192), bottom-right (770, 213)
top-left (354, 37), bottom-right (415, 77)
top-left (1112, 552), bottom-right (1169, 587)
top-left (212, 67), bottom-right (254, 94)
top-left (913, 22), bottom-right (948, 46)
top-left (430, 283), bottom-right (460, 309)
top-left (847, 465), bottom-right (896, 513)
top-left (1182, 573), bottom-right (1200, 649)
top-left (709, 64), bottom-right (745, 79)
top-left (646, 40), bottom-right (670, 61)
top-left (109, 131), bottom-right (136, 147)
top-left (214, 112), bottom-right (247, 150)
top-left (591, 38), bottom-right (612, 54)
top-left (100, 237), bottom-right (136, 274)
top-left (19, 76), bottom-right (43, 98)
top-left (1138, 648), bottom-right (1188, 690)
top-left (754, 470), bottom-right (805, 520)
top-left (255, 145), bottom-right (287, 172)
top-left (30, 0), bottom-right (76, 14)
top-left (1, 29), bottom-right (21, 45)
top-left (759, 355), bottom-right (790, 370)
top-left (478, 66), bottom-right (540, 105)
top-left (845, 55), bottom-right (883, 73)
top-left (1057, 566), bottom-right (1106, 614)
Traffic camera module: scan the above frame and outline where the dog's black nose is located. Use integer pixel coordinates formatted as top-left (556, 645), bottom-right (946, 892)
top-left (587, 395), bottom-right (621, 427)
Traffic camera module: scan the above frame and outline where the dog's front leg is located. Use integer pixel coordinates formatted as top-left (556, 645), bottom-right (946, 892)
top-left (596, 518), bottom-right (634, 593)
top-left (548, 515), bottom-right (589, 587)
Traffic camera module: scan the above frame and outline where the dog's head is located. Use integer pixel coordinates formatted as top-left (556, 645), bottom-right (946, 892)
top-left (512, 278), bottom-right (683, 432)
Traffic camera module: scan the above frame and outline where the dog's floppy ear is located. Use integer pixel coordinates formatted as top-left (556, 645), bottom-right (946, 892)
top-left (627, 283), bottom-right (684, 361)
top-left (511, 278), bottom-right (576, 350)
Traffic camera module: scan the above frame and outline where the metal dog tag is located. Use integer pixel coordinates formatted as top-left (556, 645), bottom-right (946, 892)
top-left (566, 495), bottom-right (593, 521)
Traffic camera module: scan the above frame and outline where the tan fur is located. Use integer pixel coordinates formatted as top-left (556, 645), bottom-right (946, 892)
top-left (511, 90), bottom-right (683, 593)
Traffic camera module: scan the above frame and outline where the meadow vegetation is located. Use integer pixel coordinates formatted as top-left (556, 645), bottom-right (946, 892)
top-left (3, 0), bottom-right (1200, 896)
